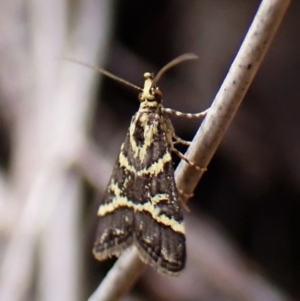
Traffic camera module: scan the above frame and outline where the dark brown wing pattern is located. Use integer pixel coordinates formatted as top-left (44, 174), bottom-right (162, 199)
top-left (93, 111), bottom-right (185, 275)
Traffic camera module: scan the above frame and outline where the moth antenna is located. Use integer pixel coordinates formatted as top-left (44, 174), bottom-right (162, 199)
top-left (60, 57), bottom-right (143, 92)
top-left (151, 53), bottom-right (198, 88)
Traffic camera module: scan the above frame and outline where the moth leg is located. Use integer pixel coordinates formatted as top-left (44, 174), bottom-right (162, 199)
top-left (163, 108), bottom-right (209, 118)
top-left (178, 189), bottom-right (194, 199)
top-left (172, 134), bottom-right (191, 146)
top-left (171, 147), bottom-right (207, 172)
top-left (177, 188), bottom-right (195, 212)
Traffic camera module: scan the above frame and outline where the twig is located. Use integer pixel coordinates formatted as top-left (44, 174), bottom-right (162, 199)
top-left (88, 247), bottom-right (146, 301)
top-left (176, 0), bottom-right (291, 196)
top-left (88, 0), bottom-right (291, 300)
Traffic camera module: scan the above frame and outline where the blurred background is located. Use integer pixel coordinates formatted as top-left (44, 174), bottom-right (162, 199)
top-left (0, 0), bottom-right (299, 300)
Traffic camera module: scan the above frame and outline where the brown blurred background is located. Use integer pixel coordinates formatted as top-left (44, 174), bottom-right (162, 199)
top-left (0, 1), bottom-right (299, 301)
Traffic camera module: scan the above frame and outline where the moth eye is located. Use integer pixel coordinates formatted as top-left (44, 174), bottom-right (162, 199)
top-left (154, 89), bottom-right (163, 102)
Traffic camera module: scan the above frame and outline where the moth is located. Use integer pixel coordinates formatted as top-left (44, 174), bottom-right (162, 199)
top-left (91, 54), bottom-right (207, 275)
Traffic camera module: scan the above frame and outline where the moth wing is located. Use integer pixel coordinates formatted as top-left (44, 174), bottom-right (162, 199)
top-left (94, 112), bottom-right (186, 274)
top-left (93, 132), bottom-right (135, 260)
top-left (134, 161), bottom-right (186, 275)
top-left (130, 113), bottom-right (186, 275)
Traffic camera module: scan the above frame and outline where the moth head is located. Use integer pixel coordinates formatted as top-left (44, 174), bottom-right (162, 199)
top-left (138, 54), bottom-right (197, 104)
top-left (138, 72), bottom-right (163, 104)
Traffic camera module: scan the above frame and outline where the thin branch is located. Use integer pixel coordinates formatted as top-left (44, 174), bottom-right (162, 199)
top-left (88, 248), bottom-right (146, 301)
top-left (176, 0), bottom-right (291, 196)
top-left (88, 0), bottom-right (291, 300)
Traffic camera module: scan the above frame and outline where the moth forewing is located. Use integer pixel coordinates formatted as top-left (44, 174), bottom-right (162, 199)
top-left (93, 54), bottom-right (207, 275)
